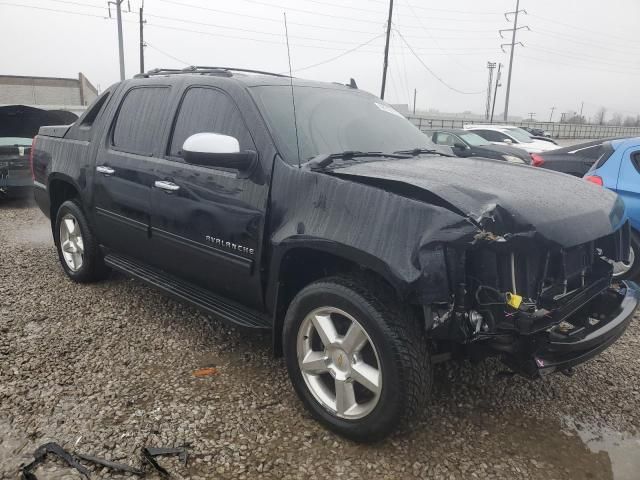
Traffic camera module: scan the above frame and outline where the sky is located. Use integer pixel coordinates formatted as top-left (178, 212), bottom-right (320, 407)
top-left (2, 0), bottom-right (639, 122)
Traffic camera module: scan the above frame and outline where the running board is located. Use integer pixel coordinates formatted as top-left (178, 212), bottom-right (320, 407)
top-left (104, 253), bottom-right (271, 332)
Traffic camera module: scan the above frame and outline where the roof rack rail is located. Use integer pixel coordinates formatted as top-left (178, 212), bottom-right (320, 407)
top-left (134, 66), bottom-right (289, 79)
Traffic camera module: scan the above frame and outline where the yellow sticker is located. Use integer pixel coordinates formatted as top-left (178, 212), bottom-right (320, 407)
top-left (506, 292), bottom-right (523, 309)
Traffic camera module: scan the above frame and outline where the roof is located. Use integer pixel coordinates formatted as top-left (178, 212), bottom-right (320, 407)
top-left (426, 128), bottom-right (467, 135)
top-left (464, 124), bottom-right (520, 131)
top-left (611, 137), bottom-right (640, 150)
top-left (133, 66), bottom-right (357, 91)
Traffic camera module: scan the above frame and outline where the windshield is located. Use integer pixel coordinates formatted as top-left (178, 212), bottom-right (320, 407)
top-left (505, 128), bottom-right (533, 143)
top-left (250, 85), bottom-right (435, 164)
top-left (0, 137), bottom-right (32, 147)
top-left (459, 132), bottom-right (491, 146)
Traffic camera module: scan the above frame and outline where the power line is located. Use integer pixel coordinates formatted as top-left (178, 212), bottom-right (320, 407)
top-left (156, 0), bottom-right (383, 35)
top-left (529, 27), bottom-right (640, 53)
top-left (525, 45), bottom-right (640, 70)
top-left (289, 33), bottom-right (385, 73)
top-left (145, 20), bottom-right (382, 53)
top-left (518, 54), bottom-right (640, 76)
top-left (0, 1), bottom-right (111, 19)
top-left (398, 0), bottom-right (483, 74)
top-left (145, 41), bottom-right (190, 65)
top-left (394, 29), bottom-right (485, 95)
top-left (528, 13), bottom-right (640, 44)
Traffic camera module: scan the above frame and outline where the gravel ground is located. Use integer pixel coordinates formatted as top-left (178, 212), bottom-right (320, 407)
top-left (1, 199), bottom-right (640, 480)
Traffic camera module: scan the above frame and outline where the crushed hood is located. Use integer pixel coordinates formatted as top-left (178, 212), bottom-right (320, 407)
top-left (329, 156), bottom-right (626, 248)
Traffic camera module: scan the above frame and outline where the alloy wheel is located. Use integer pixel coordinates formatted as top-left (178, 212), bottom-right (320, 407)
top-left (296, 307), bottom-right (382, 419)
top-left (59, 213), bottom-right (84, 271)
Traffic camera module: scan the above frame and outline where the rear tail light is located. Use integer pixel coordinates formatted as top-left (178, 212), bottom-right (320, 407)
top-left (29, 136), bottom-right (36, 180)
top-left (585, 175), bottom-right (603, 186)
top-left (530, 153), bottom-right (545, 167)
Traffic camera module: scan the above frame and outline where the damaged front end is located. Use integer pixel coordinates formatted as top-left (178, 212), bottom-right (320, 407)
top-left (429, 219), bottom-right (638, 377)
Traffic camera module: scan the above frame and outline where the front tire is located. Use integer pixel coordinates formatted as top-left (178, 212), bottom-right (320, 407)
top-left (612, 231), bottom-right (640, 280)
top-left (283, 276), bottom-right (431, 441)
top-left (53, 199), bottom-right (108, 283)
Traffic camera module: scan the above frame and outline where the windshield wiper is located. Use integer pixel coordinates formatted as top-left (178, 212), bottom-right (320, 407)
top-left (307, 150), bottom-right (411, 170)
top-left (393, 148), bottom-right (453, 157)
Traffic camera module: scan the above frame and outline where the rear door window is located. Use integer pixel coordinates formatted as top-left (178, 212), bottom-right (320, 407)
top-left (434, 132), bottom-right (455, 146)
top-left (169, 87), bottom-right (254, 158)
top-left (474, 130), bottom-right (508, 142)
top-left (112, 86), bottom-right (170, 155)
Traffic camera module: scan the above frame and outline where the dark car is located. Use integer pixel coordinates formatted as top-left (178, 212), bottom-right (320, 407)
top-left (429, 128), bottom-right (531, 164)
top-left (0, 137), bottom-right (33, 198)
top-left (0, 105), bottom-right (78, 198)
top-left (532, 138), bottom-right (624, 177)
top-left (30, 66), bottom-right (637, 441)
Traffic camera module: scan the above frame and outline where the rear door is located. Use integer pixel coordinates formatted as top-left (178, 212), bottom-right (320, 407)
top-left (615, 146), bottom-right (640, 230)
top-left (93, 85), bottom-right (172, 260)
top-left (147, 85), bottom-right (268, 309)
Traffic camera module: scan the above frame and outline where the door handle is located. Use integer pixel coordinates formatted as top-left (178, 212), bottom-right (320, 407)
top-left (154, 180), bottom-right (180, 193)
top-left (96, 165), bottom-right (115, 176)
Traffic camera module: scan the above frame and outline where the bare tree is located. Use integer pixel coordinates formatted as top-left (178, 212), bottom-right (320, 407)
top-left (595, 107), bottom-right (607, 125)
top-left (623, 116), bottom-right (638, 127)
top-left (608, 113), bottom-right (623, 126)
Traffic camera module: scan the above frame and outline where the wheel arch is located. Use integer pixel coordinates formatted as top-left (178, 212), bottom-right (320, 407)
top-left (48, 174), bottom-right (82, 222)
top-left (267, 240), bottom-right (409, 356)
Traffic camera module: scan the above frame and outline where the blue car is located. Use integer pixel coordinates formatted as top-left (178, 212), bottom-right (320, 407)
top-left (585, 137), bottom-right (640, 278)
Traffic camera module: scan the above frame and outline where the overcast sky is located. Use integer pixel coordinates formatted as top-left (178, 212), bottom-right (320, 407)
top-left (2, 0), bottom-right (639, 121)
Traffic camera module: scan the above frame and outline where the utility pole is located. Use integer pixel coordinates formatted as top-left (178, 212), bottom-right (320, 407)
top-left (380, 0), bottom-right (394, 100)
top-left (412, 88), bottom-right (416, 114)
top-left (528, 112), bottom-right (535, 120)
top-left (490, 63), bottom-right (502, 123)
top-left (139, 2), bottom-right (146, 74)
top-left (500, 0), bottom-right (528, 121)
top-left (579, 101), bottom-right (584, 119)
top-left (549, 106), bottom-right (556, 122)
top-left (108, 0), bottom-right (127, 80)
top-left (485, 62), bottom-right (496, 120)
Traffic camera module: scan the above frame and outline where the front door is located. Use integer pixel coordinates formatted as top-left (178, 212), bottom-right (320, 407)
top-left (148, 86), bottom-right (268, 309)
top-left (93, 85), bottom-right (172, 260)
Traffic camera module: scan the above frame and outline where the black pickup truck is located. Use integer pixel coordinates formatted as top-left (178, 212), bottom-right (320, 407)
top-left (31, 67), bottom-right (637, 441)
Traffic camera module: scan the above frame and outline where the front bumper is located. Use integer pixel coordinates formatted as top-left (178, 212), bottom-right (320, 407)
top-left (507, 282), bottom-right (639, 377)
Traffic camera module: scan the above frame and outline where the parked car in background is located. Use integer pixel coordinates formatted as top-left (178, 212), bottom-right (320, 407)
top-left (521, 126), bottom-right (558, 145)
top-left (532, 138), bottom-right (624, 177)
top-left (523, 126), bottom-right (551, 138)
top-left (428, 128), bottom-right (530, 164)
top-left (0, 137), bottom-right (33, 198)
top-left (585, 137), bottom-right (640, 279)
top-left (464, 124), bottom-right (559, 153)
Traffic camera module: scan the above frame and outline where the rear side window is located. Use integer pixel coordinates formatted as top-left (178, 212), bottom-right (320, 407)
top-left (631, 151), bottom-right (640, 173)
top-left (434, 132), bottom-right (455, 146)
top-left (574, 145), bottom-right (603, 160)
top-left (474, 130), bottom-right (508, 142)
top-left (80, 91), bottom-right (110, 128)
top-left (169, 87), bottom-right (254, 157)
top-left (593, 142), bottom-right (616, 169)
top-left (112, 87), bottom-right (170, 155)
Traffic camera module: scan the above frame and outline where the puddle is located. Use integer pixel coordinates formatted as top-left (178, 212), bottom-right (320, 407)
top-left (563, 416), bottom-right (640, 480)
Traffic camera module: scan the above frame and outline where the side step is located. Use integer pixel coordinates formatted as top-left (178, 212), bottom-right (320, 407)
top-left (104, 253), bottom-right (271, 332)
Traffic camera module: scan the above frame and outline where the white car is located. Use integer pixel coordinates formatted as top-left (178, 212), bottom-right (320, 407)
top-left (463, 124), bottom-right (559, 154)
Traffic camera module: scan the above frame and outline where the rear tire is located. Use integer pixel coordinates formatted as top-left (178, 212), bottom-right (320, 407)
top-left (53, 199), bottom-right (108, 283)
top-left (283, 275), bottom-right (431, 442)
